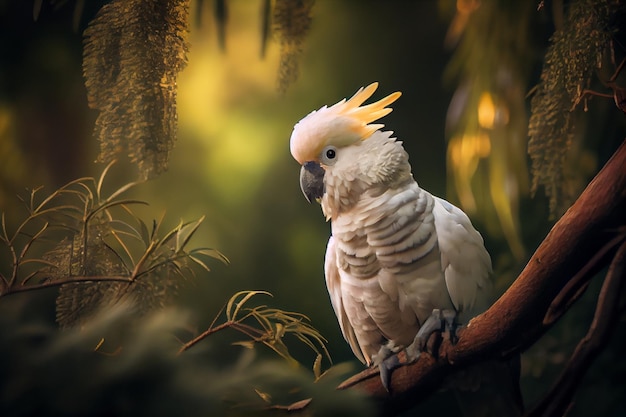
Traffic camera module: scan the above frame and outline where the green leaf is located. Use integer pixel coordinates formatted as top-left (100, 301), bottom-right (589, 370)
top-left (189, 247), bottom-right (229, 264)
top-left (91, 200), bottom-right (149, 220)
top-left (187, 254), bottom-right (212, 273)
top-left (96, 159), bottom-right (116, 201)
top-left (226, 290), bottom-right (273, 322)
top-left (175, 215), bottom-right (205, 253)
top-left (108, 220), bottom-right (143, 241)
top-left (313, 353), bottom-right (323, 380)
top-left (254, 388), bottom-right (272, 404)
top-left (232, 340), bottom-right (256, 350)
top-left (103, 181), bottom-right (143, 205)
top-left (138, 218), bottom-right (151, 246)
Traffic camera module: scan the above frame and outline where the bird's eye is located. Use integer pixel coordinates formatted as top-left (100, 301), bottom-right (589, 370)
top-left (321, 146), bottom-right (337, 165)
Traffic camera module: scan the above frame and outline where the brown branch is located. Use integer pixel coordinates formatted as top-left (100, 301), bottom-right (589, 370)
top-left (177, 321), bottom-right (236, 355)
top-left (177, 321), bottom-right (265, 355)
top-left (0, 275), bottom-right (134, 297)
top-left (572, 56), bottom-right (626, 113)
top-left (543, 231), bottom-right (625, 327)
top-left (528, 241), bottom-right (626, 417)
top-left (338, 139), bottom-right (626, 416)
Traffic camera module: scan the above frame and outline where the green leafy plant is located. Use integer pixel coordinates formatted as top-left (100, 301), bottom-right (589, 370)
top-left (0, 161), bottom-right (227, 328)
top-left (179, 290), bottom-right (331, 376)
top-left (0, 163), bottom-right (340, 415)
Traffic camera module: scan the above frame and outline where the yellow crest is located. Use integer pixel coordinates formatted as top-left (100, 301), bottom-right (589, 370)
top-left (327, 82), bottom-right (402, 140)
top-left (290, 83), bottom-right (402, 164)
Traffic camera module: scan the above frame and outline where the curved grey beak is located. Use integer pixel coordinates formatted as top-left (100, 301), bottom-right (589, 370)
top-left (299, 161), bottom-right (325, 203)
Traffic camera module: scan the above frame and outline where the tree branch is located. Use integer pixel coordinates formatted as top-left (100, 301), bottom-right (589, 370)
top-left (528, 240), bottom-right (626, 417)
top-left (338, 139), bottom-right (626, 416)
top-left (0, 275), bottom-right (134, 297)
top-left (177, 320), bottom-right (265, 355)
top-left (542, 232), bottom-right (625, 327)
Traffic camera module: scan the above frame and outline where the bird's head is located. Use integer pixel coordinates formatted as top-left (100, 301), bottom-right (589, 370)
top-left (289, 82), bottom-right (401, 203)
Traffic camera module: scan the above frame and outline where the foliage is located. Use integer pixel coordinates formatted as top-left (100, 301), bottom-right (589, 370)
top-left (83, 0), bottom-right (190, 179)
top-left (180, 290), bottom-right (331, 373)
top-left (78, 0), bottom-right (318, 180)
top-left (272, 0), bottom-right (315, 93)
top-left (0, 163), bottom-right (352, 414)
top-left (528, 0), bottom-right (621, 216)
top-left (0, 300), bottom-right (371, 417)
top-left (0, 161), bottom-right (227, 327)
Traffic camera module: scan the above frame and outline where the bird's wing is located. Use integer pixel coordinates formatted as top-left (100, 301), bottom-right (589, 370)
top-left (324, 236), bottom-right (367, 363)
top-left (432, 197), bottom-right (493, 318)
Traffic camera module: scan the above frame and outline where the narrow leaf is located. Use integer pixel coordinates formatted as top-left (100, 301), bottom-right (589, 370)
top-left (313, 353), bottom-right (323, 380)
top-left (226, 290), bottom-right (272, 321)
top-left (96, 160), bottom-right (117, 200)
top-left (232, 340), bottom-right (256, 350)
top-left (188, 254), bottom-right (212, 273)
top-left (138, 218), bottom-right (151, 246)
top-left (104, 180), bottom-right (143, 204)
top-left (190, 247), bottom-right (229, 264)
top-left (176, 215), bottom-right (205, 253)
top-left (254, 388), bottom-right (272, 404)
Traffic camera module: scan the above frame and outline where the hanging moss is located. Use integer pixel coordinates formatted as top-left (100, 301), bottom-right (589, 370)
top-left (83, 0), bottom-right (190, 179)
top-left (528, 0), bottom-right (619, 216)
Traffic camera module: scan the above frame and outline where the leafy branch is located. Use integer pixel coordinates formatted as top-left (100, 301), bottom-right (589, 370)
top-left (0, 162), bottom-right (227, 328)
top-left (0, 164), bottom-right (138, 295)
top-left (0, 164), bottom-right (339, 414)
top-left (179, 290), bottom-right (331, 376)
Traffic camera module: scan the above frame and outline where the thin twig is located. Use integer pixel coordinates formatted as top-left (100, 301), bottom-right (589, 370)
top-left (528, 241), bottom-right (626, 417)
top-left (177, 321), bottom-right (235, 354)
top-left (608, 57), bottom-right (625, 83)
top-left (543, 230), bottom-right (626, 326)
top-left (0, 275), bottom-right (133, 297)
top-left (177, 320), bottom-right (265, 355)
top-left (572, 56), bottom-right (626, 112)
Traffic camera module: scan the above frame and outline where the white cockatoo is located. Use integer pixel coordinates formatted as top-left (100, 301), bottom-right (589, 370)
top-left (289, 83), bottom-right (522, 415)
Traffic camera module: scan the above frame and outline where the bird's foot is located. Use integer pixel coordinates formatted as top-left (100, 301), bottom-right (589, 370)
top-left (372, 341), bottom-right (402, 392)
top-left (405, 308), bottom-right (458, 362)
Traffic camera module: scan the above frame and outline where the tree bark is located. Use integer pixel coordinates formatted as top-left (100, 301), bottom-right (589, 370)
top-left (338, 139), bottom-right (626, 416)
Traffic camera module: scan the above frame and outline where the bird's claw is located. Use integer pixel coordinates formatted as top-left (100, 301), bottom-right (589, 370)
top-left (373, 309), bottom-right (459, 391)
top-left (406, 308), bottom-right (458, 362)
top-left (442, 308), bottom-right (458, 344)
top-left (372, 341), bottom-right (402, 392)
top-left (378, 355), bottom-right (401, 392)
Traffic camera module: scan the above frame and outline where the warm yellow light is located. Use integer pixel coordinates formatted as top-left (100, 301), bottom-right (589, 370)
top-left (457, 0), bottom-right (480, 14)
top-left (477, 92), bottom-right (495, 129)
top-left (449, 133), bottom-right (491, 165)
top-left (447, 132), bottom-right (491, 213)
top-left (175, 0), bottom-right (285, 208)
top-left (476, 132), bottom-right (491, 157)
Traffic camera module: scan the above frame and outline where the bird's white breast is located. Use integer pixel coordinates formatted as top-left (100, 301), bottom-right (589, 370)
top-left (330, 182), bottom-right (456, 359)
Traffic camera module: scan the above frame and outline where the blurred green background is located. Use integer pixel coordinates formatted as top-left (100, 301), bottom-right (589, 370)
top-left (1, 0), bottom-right (625, 415)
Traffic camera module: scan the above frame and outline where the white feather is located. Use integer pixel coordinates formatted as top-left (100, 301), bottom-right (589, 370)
top-left (321, 132), bottom-right (493, 365)
top-left (433, 197), bottom-right (492, 320)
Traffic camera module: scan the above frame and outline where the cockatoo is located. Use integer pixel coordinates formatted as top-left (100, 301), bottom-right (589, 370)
top-left (290, 83), bottom-right (522, 415)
